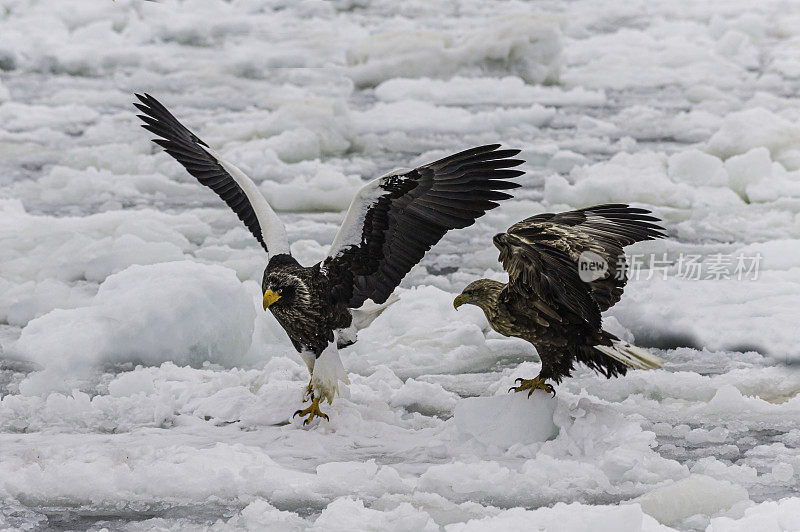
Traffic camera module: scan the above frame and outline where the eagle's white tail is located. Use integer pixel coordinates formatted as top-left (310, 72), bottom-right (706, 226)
top-left (595, 340), bottom-right (663, 370)
top-left (351, 293), bottom-right (400, 331)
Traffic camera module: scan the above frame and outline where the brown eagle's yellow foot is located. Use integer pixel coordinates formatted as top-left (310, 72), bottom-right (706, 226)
top-left (293, 397), bottom-right (329, 425)
top-left (508, 376), bottom-right (556, 397)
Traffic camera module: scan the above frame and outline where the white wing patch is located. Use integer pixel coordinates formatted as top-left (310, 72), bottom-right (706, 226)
top-left (201, 145), bottom-right (291, 259)
top-left (327, 168), bottom-right (410, 258)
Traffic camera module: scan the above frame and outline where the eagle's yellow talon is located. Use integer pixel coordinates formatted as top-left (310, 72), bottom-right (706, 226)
top-left (293, 397), bottom-right (329, 425)
top-left (509, 376), bottom-right (556, 397)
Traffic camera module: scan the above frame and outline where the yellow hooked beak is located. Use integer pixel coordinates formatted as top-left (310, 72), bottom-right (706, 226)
top-left (453, 294), bottom-right (470, 310)
top-left (263, 289), bottom-right (282, 310)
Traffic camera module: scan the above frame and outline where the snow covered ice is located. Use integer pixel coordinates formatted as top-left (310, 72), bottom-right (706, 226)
top-left (454, 391), bottom-right (558, 448)
top-left (2, 0), bottom-right (800, 530)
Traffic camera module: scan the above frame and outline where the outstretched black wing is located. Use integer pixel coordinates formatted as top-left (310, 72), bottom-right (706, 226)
top-left (326, 145), bottom-right (524, 307)
top-left (134, 93), bottom-right (289, 255)
top-left (506, 204), bottom-right (666, 311)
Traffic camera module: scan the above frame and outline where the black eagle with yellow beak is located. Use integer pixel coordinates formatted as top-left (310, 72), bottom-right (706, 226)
top-left (261, 253), bottom-right (351, 355)
top-left (135, 93), bottom-right (523, 424)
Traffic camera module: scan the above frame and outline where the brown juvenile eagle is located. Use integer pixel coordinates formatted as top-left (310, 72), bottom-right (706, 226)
top-left (134, 93), bottom-right (523, 423)
top-left (453, 204), bottom-right (665, 395)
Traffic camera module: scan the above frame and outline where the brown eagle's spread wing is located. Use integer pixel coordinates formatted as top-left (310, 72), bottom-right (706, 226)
top-left (326, 145), bottom-right (524, 307)
top-left (494, 232), bottom-right (602, 330)
top-left (505, 204), bottom-right (666, 311)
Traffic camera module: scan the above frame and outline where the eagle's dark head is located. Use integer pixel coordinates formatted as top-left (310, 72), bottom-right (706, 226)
top-left (262, 272), bottom-right (311, 312)
top-left (453, 279), bottom-right (505, 311)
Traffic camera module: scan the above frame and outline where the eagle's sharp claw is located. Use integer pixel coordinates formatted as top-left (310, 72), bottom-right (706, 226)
top-left (510, 376), bottom-right (556, 398)
top-left (293, 397), bottom-right (329, 426)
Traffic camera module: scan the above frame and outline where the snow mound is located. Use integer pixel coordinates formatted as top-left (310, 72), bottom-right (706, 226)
top-left (420, 398), bottom-right (686, 508)
top-left (454, 391), bottom-right (557, 447)
top-left (545, 151), bottom-right (741, 213)
top-left (613, 269), bottom-right (799, 361)
top-left (708, 497), bottom-right (800, 531)
top-left (545, 145), bottom-right (800, 242)
top-left (346, 14), bottom-right (561, 87)
top-left (314, 497), bottom-right (438, 532)
top-left (8, 165), bottom-right (193, 210)
top-left (375, 76), bottom-right (605, 107)
top-left (627, 474), bottom-right (749, 526)
top-left (0, 278), bottom-right (96, 328)
top-left (706, 107), bottom-right (800, 169)
top-left (232, 98), bottom-right (355, 164)
top-left (446, 502), bottom-right (666, 532)
top-left (205, 99), bottom-right (354, 172)
top-left (13, 261), bottom-right (255, 391)
top-left (260, 166), bottom-right (365, 213)
top-left (223, 499), bottom-right (308, 530)
top-left (352, 100), bottom-right (555, 136)
top-left (0, 200), bottom-right (204, 287)
top-left (562, 16), bottom-right (757, 90)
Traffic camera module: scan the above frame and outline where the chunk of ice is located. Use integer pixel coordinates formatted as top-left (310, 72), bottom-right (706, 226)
top-left (627, 474), bottom-right (749, 526)
top-left (454, 391), bottom-right (557, 448)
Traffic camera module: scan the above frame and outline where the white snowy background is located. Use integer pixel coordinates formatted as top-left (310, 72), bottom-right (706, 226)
top-left (1, 0), bottom-right (800, 530)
